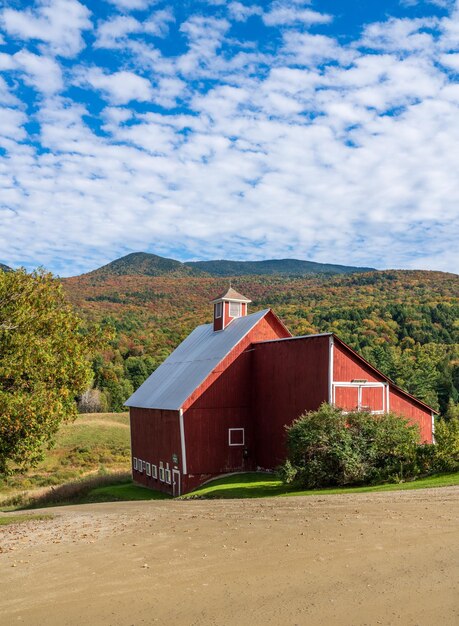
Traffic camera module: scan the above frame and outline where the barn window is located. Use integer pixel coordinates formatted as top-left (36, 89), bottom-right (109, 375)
top-left (215, 301), bottom-right (222, 318)
top-left (229, 302), bottom-right (241, 318)
top-left (138, 459), bottom-right (143, 473)
top-left (165, 463), bottom-right (172, 484)
top-left (142, 460), bottom-right (146, 473)
top-left (152, 464), bottom-right (157, 479)
top-left (146, 462), bottom-right (151, 477)
top-left (159, 462), bottom-right (165, 482)
top-left (229, 428), bottom-right (245, 446)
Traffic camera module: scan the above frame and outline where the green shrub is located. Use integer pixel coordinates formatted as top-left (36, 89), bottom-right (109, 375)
top-left (433, 417), bottom-right (459, 472)
top-left (281, 403), bottom-right (420, 488)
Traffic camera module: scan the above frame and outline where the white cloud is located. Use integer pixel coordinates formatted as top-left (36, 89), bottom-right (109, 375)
top-left (95, 9), bottom-right (174, 48)
top-left (95, 15), bottom-right (141, 48)
top-left (440, 51), bottom-right (459, 69)
top-left (0, 0), bottom-right (458, 275)
top-left (76, 68), bottom-right (153, 104)
top-left (107, 0), bottom-right (159, 11)
top-left (228, 2), bottom-right (263, 22)
top-left (0, 0), bottom-right (92, 58)
top-left (0, 50), bottom-right (63, 94)
top-left (144, 8), bottom-right (175, 37)
top-left (263, 3), bottom-right (332, 27)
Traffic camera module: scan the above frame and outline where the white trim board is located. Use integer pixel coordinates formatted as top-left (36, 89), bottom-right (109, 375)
top-left (179, 409), bottom-right (188, 475)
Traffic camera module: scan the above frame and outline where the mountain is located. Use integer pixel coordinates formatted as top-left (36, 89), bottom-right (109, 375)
top-left (85, 252), bottom-right (198, 278)
top-left (0, 263), bottom-right (11, 272)
top-left (82, 252), bottom-right (375, 278)
top-left (186, 258), bottom-right (375, 276)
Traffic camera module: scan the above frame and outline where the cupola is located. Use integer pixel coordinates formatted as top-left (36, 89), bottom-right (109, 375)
top-left (212, 287), bottom-right (251, 331)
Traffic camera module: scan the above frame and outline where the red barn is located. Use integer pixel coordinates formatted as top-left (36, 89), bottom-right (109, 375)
top-left (125, 289), bottom-right (436, 495)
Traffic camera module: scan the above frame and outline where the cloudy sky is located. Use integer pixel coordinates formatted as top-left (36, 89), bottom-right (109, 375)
top-left (1, 0), bottom-right (458, 276)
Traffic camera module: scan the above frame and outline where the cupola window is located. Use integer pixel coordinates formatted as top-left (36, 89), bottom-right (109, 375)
top-left (215, 301), bottom-right (222, 318)
top-left (229, 301), bottom-right (241, 318)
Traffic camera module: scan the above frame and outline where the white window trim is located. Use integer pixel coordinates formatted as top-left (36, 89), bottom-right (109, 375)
top-left (138, 459), bottom-right (143, 473)
top-left (146, 462), bottom-right (151, 477)
top-left (133, 457), bottom-right (137, 471)
top-left (332, 381), bottom-right (387, 414)
top-left (159, 462), bottom-right (165, 482)
top-left (152, 464), bottom-right (158, 479)
top-left (229, 427), bottom-right (245, 446)
top-left (215, 301), bottom-right (222, 318)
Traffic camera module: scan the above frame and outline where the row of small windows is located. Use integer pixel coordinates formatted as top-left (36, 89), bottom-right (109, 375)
top-left (133, 458), bottom-right (171, 484)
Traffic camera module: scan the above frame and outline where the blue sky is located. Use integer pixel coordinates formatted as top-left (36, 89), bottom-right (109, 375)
top-left (0, 0), bottom-right (458, 276)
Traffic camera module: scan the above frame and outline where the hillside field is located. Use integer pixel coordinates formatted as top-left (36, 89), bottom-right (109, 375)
top-left (0, 413), bottom-right (131, 503)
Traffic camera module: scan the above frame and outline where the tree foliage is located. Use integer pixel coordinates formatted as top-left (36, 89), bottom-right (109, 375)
top-left (0, 269), bottom-right (106, 473)
top-left (63, 269), bottom-right (459, 413)
top-left (279, 404), bottom-right (420, 487)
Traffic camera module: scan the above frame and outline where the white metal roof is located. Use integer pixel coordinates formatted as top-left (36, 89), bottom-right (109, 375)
top-left (125, 309), bottom-right (270, 411)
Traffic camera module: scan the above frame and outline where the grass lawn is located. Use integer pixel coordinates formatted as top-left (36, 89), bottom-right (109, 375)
top-left (182, 471), bottom-right (459, 499)
top-left (84, 482), bottom-right (170, 503)
top-left (0, 513), bottom-right (54, 526)
top-left (0, 412), bottom-right (131, 500)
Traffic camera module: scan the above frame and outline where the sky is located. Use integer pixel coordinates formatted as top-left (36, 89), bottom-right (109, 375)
top-left (0, 0), bottom-right (459, 277)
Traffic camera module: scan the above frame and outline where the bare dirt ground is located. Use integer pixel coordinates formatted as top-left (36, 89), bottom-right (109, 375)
top-left (1, 487), bottom-right (458, 626)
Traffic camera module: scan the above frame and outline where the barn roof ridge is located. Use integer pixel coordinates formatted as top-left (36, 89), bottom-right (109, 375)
top-left (253, 332), bottom-right (333, 344)
top-left (125, 308), bottom-right (271, 411)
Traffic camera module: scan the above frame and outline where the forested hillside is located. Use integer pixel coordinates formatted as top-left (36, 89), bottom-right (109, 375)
top-left (62, 269), bottom-right (459, 417)
top-left (82, 252), bottom-right (374, 278)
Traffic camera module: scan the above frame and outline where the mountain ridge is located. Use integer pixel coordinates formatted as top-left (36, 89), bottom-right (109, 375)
top-left (81, 251), bottom-right (376, 278)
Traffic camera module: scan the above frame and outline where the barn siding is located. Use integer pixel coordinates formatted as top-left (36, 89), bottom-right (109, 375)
top-left (333, 339), bottom-right (433, 442)
top-left (253, 335), bottom-right (330, 468)
top-left (333, 341), bottom-right (382, 383)
top-left (130, 407), bottom-right (182, 494)
top-left (389, 389), bottom-right (433, 443)
top-left (183, 311), bottom-right (290, 479)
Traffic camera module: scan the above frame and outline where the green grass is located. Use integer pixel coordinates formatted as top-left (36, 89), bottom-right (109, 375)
top-left (0, 513), bottom-right (54, 526)
top-left (0, 412), bottom-right (131, 499)
top-left (84, 482), bottom-right (170, 503)
top-left (182, 471), bottom-right (459, 499)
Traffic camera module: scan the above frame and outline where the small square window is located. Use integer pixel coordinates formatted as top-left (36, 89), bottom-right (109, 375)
top-left (215, 301), bottom-right (222, 318)
top-left (152, 464), bottom-right (157, 479)
top-left (138, 459), bottom-right (143, 473)
top-left (165, 469), bottom-right (171, 484)
top-left (142, 460), bottom-right (146, 473)
top-left (229, 428), bottom-right (245, 446)
top-left (229, 302), bottom-right (241, 318)
top-left (159, 462), bottom-right (165, 482)
top-left (146, 462), bottom-right (151, 477)
top-left (133, 457), bottom-right (137, 470)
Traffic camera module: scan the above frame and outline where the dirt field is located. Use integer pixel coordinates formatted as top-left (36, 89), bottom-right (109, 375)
top-left (1, 487), bottom-right (458, 626)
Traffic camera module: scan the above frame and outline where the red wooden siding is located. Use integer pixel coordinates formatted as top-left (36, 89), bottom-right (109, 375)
top-left (130, 407), bottom-right (181, 494)
top-left (183, 311), bottom-right (290, 479)
top-left (253, 335), bottom-right (330, 468)
top-left (389, 388), bottom-right (433, 443)
top-left (333, 339), bottom-right (433, 443)
top-left (333, 341), bottom-right (381, 383)
top-left (213, 302), bottom-right (223, 331)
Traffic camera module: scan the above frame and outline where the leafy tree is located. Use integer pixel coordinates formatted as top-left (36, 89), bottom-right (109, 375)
top-left (0, 269), bottom-right (105, 473)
